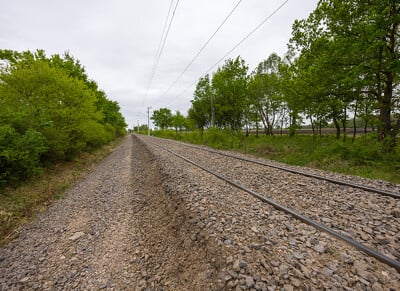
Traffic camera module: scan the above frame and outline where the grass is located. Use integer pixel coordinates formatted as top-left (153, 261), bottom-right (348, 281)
top-left (153, 129), bottom-right (400, 184)
top-left (0, 137), bottom-right (123, 246)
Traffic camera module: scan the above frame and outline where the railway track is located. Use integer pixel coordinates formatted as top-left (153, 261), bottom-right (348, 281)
top-left (140, 135), bottom-right (400, 272)
top-left (153, 137), bottom-right (400, 199)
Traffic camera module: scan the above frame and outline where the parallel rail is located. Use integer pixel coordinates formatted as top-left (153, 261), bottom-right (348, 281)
top-left (154, 137), bottom-right (400, 199)
top-left (148, 139), bottom-right (400, 272)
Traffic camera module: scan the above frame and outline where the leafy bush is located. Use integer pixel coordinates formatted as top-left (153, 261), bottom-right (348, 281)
top-left (0, 49), bottom-right (127, 187)
top-left (0, 125), bottom-right (47, 187)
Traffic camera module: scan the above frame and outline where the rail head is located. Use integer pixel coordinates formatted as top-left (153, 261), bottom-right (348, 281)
top-left (147, 139), bottom-right (400, 273)
top-left (150, 136), bottom-right (400, 199)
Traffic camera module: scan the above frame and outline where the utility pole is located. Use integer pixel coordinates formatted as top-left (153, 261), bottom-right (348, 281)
top-left (147, 106), bottom-right (151, 136)
top-left (137, 120), bottom-right (139, 134)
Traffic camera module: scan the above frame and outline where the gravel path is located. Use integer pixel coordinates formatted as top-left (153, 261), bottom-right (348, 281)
top-left (0, 135), bottom-right (219, 290)
top-left (0, 134), bottom-right (399, 290)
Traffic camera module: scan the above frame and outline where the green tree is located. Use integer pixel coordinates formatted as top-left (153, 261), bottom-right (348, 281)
top-left (0, 125), bottom-right (47, 187)
top-left (0, 59), bottom-right (102, 160)
top-left (248, 53), bottom-right (285, 135)
top-left (188, 75), bottom-right (213, 131)
top-left (211, 57), bottom-right (249, 132)
top-left (0, 49), bottom-right (127, 187)
top-left (290, 0), bottom-right (400, 145)
top-left (171, 111), bottom-right (188, 132)
top-left (151, 108), bottom-right (172, 130)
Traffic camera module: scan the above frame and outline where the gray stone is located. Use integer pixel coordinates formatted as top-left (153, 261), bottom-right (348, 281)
top-left (245, 276), bottom-right (255, 288)
top-left (314, 243), bottom-right (325, 253)
top-left (293, 252), bottom-right (305, 260)
top-left (68, 231), bottom-right (85, 241)
top-left (270, 261), bottom-right (280, 267)
top-left (323, 267), bottom-right (334, 276)
top-left (233, 259), bottom-right (241, 272)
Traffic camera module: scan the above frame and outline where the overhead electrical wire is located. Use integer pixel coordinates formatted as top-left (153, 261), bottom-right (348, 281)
top-left (175, 0), bottom-right (290, 99)
top-left (143, 0), bottom-right (180, 102)
top-left (149, 0), bottom-right (174, 81)
top-left (162, 0), bottom-right (243, 96)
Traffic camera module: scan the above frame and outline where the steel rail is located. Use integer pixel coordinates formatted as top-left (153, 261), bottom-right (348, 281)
top-left (154, 137), bottom-right (400, 199)
top-left (149, 140), bottom-right (400, 272)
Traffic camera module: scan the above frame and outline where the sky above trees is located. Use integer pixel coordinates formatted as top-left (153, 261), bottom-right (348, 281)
top-left (1, 0), bottom-right (318, 128)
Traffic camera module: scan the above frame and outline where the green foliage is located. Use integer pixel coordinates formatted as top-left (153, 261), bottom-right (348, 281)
top-left (248, 53), bottom-right (286, 135)
top-left (0, 49), bottom-right (127, 187)
top-left (290, 0), bottom-right (400, 142)
top-left (171, 111), bottom-right (189, 132)
top-left (212, 57), bottom-right (249, 132)
top-left (189, 74), bottom-right (213, 130)
top-left (184, 1), bottom-right (399, 149)
top-left (151, 108), bottom-right (172, 130)
top-left (0, 125), bottom-right (47, 187)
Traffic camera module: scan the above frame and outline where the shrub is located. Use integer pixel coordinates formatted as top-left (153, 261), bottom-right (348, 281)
top-left (0, 125), bottom-right (47, 187)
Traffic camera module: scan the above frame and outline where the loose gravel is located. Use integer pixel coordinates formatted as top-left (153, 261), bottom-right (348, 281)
top-left (139, 135), bottom-right (400, 290)
top-left (0, 134), bottom-right (399, 290)
top-left (149, 137), bottom-right (400, 261)
top-left (0, 135), bottom-right (219, 290)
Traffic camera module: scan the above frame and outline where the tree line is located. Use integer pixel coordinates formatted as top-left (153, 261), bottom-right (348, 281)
top-left (0, 49), bottom-right (127, 187)
top-left (152, 0), bottom-right (399, 149)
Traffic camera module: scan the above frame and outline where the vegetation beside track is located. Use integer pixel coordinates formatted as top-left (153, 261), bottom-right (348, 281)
top-left (0, 137), bottom-right (122, 247)
top-left (152, 129), bottom-right (400, 184)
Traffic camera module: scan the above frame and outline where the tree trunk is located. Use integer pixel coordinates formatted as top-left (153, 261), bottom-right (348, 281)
top-left (342, 106), bottom-right (347, 142)
top-left (352, 99), bottom-right (359, 143)
top-left (289, 110), bottom-right (297, 137)
top-left (256, 121), bottom-right (259, 138)
top-left (310, 116), bottom-right (316, 136)
top-left (319, 120), bottom-right (322, 136)
top-left (364, 102), bottom-right (368, 134)
top-left (333, 118), bottom-right (340, 139)
top-left (379, 72), bottom-right (392, 141)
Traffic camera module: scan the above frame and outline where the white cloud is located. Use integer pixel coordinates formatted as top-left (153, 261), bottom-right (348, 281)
top-left (1, 0), bottom-right (318, 128)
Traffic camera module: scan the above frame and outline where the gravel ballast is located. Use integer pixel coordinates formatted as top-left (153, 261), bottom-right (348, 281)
top-left (0, 134), bottom-right (399, 290)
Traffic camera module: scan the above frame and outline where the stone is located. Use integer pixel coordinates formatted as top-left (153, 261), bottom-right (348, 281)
top-left (293, 252), bottom-right (305, 260)
top-left (321, 218), bottom-right (331, 223)
top-left (20, 277), bottom-right (30, 283)
top-left (391, 209), bottom-right (400, 218)
top-left (283, 284), bottom-right (294, 291)
top-left (340, 253), bottom-right (353, 264)
top-left (371, 282), bottom-right (384, 291)
top-left (300, 265), bottom-right (311, 278)
top-left (239, 260), bottom-right (248, 269)
top-left (353, 260), bottom-right (369, 278)
top-left (250, 226), bottom-right (258, 233)
top-left (270, 261), bottom-right (280, 267)
top-left (323, 267), bottom-right (334, 276)
top-left (68, 231), bottom-right (85, 241)
top-left (291, 278), bottom-right (301, 287)
top-left (245, 276), bottom-right (255, 288)
top-left (233, 259), bottom-right (241, 272)
top-left (314, 243), bottom-right (325, 253)
top-left (227, 270), bottom-right (238, 279)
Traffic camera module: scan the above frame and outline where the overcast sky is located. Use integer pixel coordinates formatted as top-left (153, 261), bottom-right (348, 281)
top-left (1, 0), bottom-right (318, 128)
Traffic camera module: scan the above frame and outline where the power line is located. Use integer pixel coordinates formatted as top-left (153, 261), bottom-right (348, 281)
top-left (153, 0), bottom-right (180, 80)
top-left (162, 0), bottom-right (243, 96)
top-left (150, 0), bottom-right (174, 80)
top-left (143, 0), bottom-right (180, 102)
top-left (175, 0), bottom-right (290, 99)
